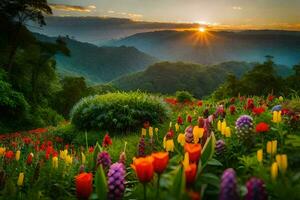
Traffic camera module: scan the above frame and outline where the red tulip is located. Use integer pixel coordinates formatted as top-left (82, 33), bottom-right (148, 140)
top-left (102, 133), bottom-right (112, 148)
top-left (5, 151), bottom-right (14, 159)
top-left (252, 107), bottom-right (265, 116)
top-left (27, 153), bottom-right (33, 165)
top-left (151, 152), bottom-right (169, 174)
top-left (131, 156), bottom-right (154, 183)
top-left (187, 115), bottom-right (192, 123)
top-left (185, 163), bottom-right (197, 184)
top-left (75, 172), bottom-right (93, 199)
top-left (256, 122), bottom-right (270, 133)
top-left (229, 105), bottom-right (236, 115)
top-left (184, 143), bottom-right (202, 163)
top-left (177, 116), bottom-right (183, 125)
top-left (197, 100), bottom-right (203, 107)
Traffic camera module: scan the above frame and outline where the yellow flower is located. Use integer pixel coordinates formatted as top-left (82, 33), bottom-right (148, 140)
top-left (15, 150), bottom-right (21, 161)
top-left (257, 149), bottom-right (263, 163)
top-left (177, 133), bottom-right (186, 146)
top-left (271, 162), bottom-right (278, 180)
top-left (60, 149), bottom-right (68, 160)
top-left (175, 123), bottom-right (179, 132)
top-left (276, 154), bottom-right (288, 174)
top-left (217, 120), bottom-right (221, 131)
top-left (149, 127), bottom-right (153, 138)
top-left (17, 172), bottom-right (24, 187)
top-left (221, 120), bottom-right (227, 135)
top-left (272, 111), bottom-right (282, 123)
top-left (169, 122), bottom-right (172, 128)
top-left (193, 126), bottom-right (204, 143)
top-left (266, 140), bottom-right (277, 155)
top-left (141, 128), bottom-right (147, 136)
top-left (0, 147), bottom-right (6, 156)
top-left (81, 152), bottom-right (86, 164)
top-left (165, 139), bottom-right (174, 152)
top-left (182, 152), bottom-right (189, 169)
top-left (225, 127), bottom-right (231, 137)
top-left (163, 136), bottom-right (166, 149)
top-left (278, 96), bottom-right (283, 102)
top-left (155, 128), bottom-right (159, 135)
top-left (52, 157), bottom-right (58, 169)
top-left (65, 155), bottom-right (73, 165)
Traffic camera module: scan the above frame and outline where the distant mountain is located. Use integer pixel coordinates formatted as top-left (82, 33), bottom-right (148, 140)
top-left (112, 61), bottom-right (293, 98)
top-left (106, 30), bottom-right (300, 66)
top-left (34, 33), bottom-right (157, 83)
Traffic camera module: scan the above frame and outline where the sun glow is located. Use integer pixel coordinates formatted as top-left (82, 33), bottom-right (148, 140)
top-left (198, 27), bottom-right (206, 32)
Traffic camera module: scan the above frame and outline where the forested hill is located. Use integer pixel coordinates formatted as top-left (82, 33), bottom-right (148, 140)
top-left (34, 33), bottom-right (158, 83)
top-left (112, 61), bottom-right (293, 98)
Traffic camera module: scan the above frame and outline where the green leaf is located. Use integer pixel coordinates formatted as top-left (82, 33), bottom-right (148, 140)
top-left (207, 158), bottom-right (223, 166)
top-left (198, 173), bottom-right (220, 188)
top-left (170, 166), bottom-right (185, 199)
top-left (200, 132), bottom-right (216, 169)
top-left (95, 166), bottom-right (108, 200)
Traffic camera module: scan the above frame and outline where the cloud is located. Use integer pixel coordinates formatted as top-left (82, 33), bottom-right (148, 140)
top-left (50, 4), bottom-right (96, 13)
top-left (232, 6), bottom-right (242, 10)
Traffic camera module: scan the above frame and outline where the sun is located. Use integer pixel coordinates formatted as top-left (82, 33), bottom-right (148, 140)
top-left (198, 27), bottom-right (206, 33)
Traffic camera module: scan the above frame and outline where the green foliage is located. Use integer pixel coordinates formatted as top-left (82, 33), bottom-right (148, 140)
top-left (176, 91), bottom-right (193, 103)
top-left (71, 92), bottom-right (169, 132)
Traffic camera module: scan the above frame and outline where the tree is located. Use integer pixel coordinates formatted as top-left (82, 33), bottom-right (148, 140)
top-left (0, 0), bottom-right (52, 74)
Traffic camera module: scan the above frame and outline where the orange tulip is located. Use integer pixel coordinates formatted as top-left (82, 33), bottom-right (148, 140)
top-left (184, 143), bottom-right (202, 163)
top-left (152, 152), bottom-right (169, 174)
top-left (75, 172), bottom-right (93, 199)
top-left (185, 163), bottom-right (197, 184)
top-left (131, 156), bottom-right (154, 183)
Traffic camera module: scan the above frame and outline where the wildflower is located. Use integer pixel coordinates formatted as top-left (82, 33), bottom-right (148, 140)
top-left (235, 115), bottom-right (254, 142)
top-left (229, 105), bottom-right (236, 115)
top-left (52, 156), bottom-right (58, 169)
top-left (23, 137), bottom-right (32, 145)
top-left (230, 97), bottom-right (235, 104)
top-left (75, 172), bottom-right (93, 199)
top-left (193, 126), bottom-right (204, 143)
top-left (271, 162), bottom-right (278, 180)
top-left (183, 153), bottom-right (197, 184)
top-left (185, 126), bottom-right (194, 143)
top-left (141, 128), bottom-right (147, 136)
top-left (102, 133), bottom-right (113, 148)
top-left (215, 140), bottom-right (226, 155)
top-left (217, 120), bottom-right (222, 131)
top-left (88, 146), bottom-right (94, 153)
top-left (177, 133), bottom-right (186, 146)
top-left (155, 127), bottom-right (159, 134)
top-left (246, 98), bottom-right (255, 110)
top-left (278, 96), bottom-right (284, 102)
top-left (97, 151), bottom-right (112, 170)
top-left (149, 127), bottom-right (153, 137)
top-left (266, 140), bottom-right (277, 155)
top-left (252, 107), bottom-right (265, 116)
top-left (165, 139), bottom-right (174, 152)
top-left (60, 149), bottom-right (68, 160)
top-left (256, 122), bottom-right (270, 133)
top-left (81, 152), bottom-right (86, 164)
top-left (272, 105), bottom-right (282, 112)
top-left (5, 151), bottom-right (14, 160)
top-left (0, 147), bottom-right (6, 156)
top-left (197, 100), bottom-right (203, 107)
top-left (15, 150), bottom-right (20, 161)
top-left (65, 155), bottom-right (73, 165)
top-left (184, 143), bottom-right (202, 163)
top-left (151, 152), bottom-right (169, 174)
top-left (198, 117), bottom-right (204, 128)
top-left (17, 172), bottom-right (24, 187)
top-left (225, 127), bottom-right (231, 137)
top-left (257, 149), bottom-right (263, 163)
top-left (138, 136), bottom-right (146, 157)
top-left (131, 156), bottom-right (154, 183)
top-left (221, 120), bottom-right (227, 135)
top-left (268, 95), bottom-right (274, 102)
top-left (276, 154), bottom-right (288, 174)
top-left (245, 177), bottom-right (267, 200)
top-left (177, 116), bottom-right (183, 125)
top-left (108, 163), bottom-right (126, 200)
top-left (175, 123), bottom-right (180, 132)
top-left (219, 168), bottom-right (239, 200)
top-left (272, 111), bottom-right (282, 123)
top-left (187, 115), bottom-right (192, 123)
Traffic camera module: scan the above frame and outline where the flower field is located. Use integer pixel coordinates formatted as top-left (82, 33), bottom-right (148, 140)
top-left (0, 95), bottom-right (300, 200)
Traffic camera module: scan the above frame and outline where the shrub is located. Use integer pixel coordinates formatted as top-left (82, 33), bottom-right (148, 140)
top-left (175, 91), bottom-right (193, 103)
top-left (70, 92), bottom-right (169, 132)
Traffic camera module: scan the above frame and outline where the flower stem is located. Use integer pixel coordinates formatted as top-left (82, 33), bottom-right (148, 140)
top-left (143, 183), bottom-right (147, 200)
top-left (156, 174), bottom-right (161, 199)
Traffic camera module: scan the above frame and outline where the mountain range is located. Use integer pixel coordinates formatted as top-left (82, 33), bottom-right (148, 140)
top-left (106, 30), bottom-right (300, 66)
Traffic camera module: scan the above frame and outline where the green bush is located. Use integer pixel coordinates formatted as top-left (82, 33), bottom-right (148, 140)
top-left (176, 90), bottom-right (193, 102)
top-left (70, 92), bottom-right (169, 132)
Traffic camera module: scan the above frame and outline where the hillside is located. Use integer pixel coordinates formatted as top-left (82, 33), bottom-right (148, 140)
top-left (34, 33), bottom-right (158, 83)
top-left (112, 61), bottom-right (293, 98)
top-left (107, 30), bottom-right (300, 66)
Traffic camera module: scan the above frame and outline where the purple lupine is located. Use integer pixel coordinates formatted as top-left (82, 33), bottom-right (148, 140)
top-left (185, 126), bottom-right (194, 143)
top-left (107, 162), bottom-right (126, 200)
top-left (215, 139), bottom-right (226, 155)
top-left (138, 136), bottom-right (145, 157)
top-left (219, 168), bottom-right (239, 200)
top-left (97, 151), bottom-right (112, 170)
top-left (235, 115), bottom-right (254, 143)
top-left (245, 177), bottom-right (267, 200)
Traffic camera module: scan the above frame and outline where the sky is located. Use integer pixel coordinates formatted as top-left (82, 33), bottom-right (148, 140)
top-left (47, 0), bottom-right (300, 30)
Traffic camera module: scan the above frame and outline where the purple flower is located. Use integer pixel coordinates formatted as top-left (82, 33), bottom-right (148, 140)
top-left (236, 115), bottom-right (253, 130)
top-left (138, 136), bottom-right (145, 157)
top-left (185, 126), bottom-right (194, 143)
top-left (215, 139), bottom-right (226, 155)
top-left (271, 105), bottom-right (282, 112)
top-left (219, 168), bottom-right (239, 200)
top-left (245, 177), bottom-right (267, 200)
top-left (97, 151), bottom-right (112, 170)
top-left (107, 162), bottom-right (126, 200)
